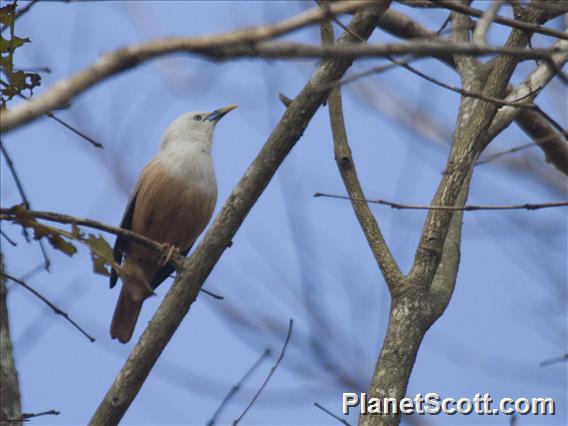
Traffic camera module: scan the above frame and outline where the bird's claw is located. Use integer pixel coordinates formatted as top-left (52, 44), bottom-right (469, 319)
top-left (159, 243), bottom-right (179, 266)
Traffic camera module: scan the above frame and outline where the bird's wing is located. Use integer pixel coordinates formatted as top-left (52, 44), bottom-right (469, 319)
top-left (109, 188), bottom-right (139, 289)
top-left (149, 244), bottom-right (192, 290)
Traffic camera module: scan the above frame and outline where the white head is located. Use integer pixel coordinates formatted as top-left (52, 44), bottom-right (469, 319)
top-left (160, 104), bottom-right (237, 152)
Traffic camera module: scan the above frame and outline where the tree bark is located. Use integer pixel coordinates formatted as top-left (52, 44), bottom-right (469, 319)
top-left (0, 254), bottom-right (22, 425)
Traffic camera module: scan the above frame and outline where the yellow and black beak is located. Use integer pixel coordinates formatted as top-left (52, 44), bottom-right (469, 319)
top-left (206, 104), bottom-right (237, 122)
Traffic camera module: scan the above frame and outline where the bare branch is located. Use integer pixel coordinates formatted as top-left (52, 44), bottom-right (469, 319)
top-left (314, 402), bottom-right (352, 426)
top-left (487, 32), bottom-right (568, 141)
top-left (232, 320), bottom-right (293, 426)
top-left (0, 230), bottom-right (17, 247)
top-left (539, 353), bottom-right (568, 367)
top-left (0, 141), bottom-right (51, 271)
top-left (320, 11), bottom-right (405, 292)
top-left (314, 192), bottom-right (568, 211)
top-left (1, 41), bottom-right (563, 133)
top-left (0, 409), bottom-right (60, 423)
top-left (1, 273), bottom-right (94, 342)
top-left (515, 109), bottom-right (568, 176)
top-left (207, 348), bottom-right (271, 426)
top-left (0, 0), bottom-right (374, 133)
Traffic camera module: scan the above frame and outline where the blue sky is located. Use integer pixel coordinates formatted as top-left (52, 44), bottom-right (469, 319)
top-left (1, 1), bottom-right (566, 425)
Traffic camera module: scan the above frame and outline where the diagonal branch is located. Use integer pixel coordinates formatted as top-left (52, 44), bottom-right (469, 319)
top-left (88, 5), bottom-right (392, 425)
top-left (1, 272), bottom-right (94, 342)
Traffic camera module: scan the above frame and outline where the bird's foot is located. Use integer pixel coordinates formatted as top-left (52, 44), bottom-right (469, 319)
top-left (159, 243), bottom-right (179, 266)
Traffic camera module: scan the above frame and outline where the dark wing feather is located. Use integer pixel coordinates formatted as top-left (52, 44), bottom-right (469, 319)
top-left (150, 245), bottom-right (192, 290)
top-left (109, 191), bottom-right (139, 288)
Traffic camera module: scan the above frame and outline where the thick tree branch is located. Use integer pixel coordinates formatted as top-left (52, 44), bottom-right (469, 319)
top-left (0, 256), bottom-right (22, 425)
top-left (1, 40), bottom-right (563, 133)
top-left (320, 3), bottom-right (404, 293)
top-left (408, 4), bottom-right (553, 286)
top-left (88, 5), bottom-right (391, 425)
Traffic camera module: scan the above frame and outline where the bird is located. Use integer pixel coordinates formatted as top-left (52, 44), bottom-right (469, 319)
top-left (109, 105), bottom-right (237, 343)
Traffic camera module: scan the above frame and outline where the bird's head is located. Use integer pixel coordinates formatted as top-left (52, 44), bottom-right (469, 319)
top-left (161, 104), bottom-right (237, 152)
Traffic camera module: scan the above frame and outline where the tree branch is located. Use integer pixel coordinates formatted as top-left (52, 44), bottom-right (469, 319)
top-left (515, 109), bottom-right (568, 176)
top-left (0, 0), bottom-right (374, 133)
top-left (313, 193), bottom-right (568, 211)
top-left (320, 1), bottom-right (404, 293)
top-left (0, 206), bottom-right (185, 269)
top-left (408, 3), bottom-right (552, 286)
top-left (232, 320), bottom-right (293, 426)
top-left (1, 272), bottom-right (94, 342)
top-left (428, 0), bottom-right (568, 39)
top-left (376, 8), bottom-right (568, 175)
top-left (1, 41), bottom-right (563, 133)
top-left (0, 256), bottom-right (22, 424)
top-left (88, 5), bottom-right (391, 425)
top-left (486, 31), bottom-right (568, 141)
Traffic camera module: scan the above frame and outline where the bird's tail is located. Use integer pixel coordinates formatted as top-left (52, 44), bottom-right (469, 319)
top-left (110, 286), bottom-right (144, 344)
top-left (110, 262), bottom-right (151, 344)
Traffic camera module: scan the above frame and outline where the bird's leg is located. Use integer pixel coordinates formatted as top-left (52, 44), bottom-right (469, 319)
top-left (159, 243), bottom-right (179, 266)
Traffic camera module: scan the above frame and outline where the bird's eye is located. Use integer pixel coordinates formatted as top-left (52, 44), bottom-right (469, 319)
top-left (193, 114), bottom-right (202, 121)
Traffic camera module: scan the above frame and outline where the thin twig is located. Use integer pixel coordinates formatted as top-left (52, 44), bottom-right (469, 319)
top-left (207, 348), bottom-right (271, 426)
top-left (476, 141), bottom-right (535, 165)
top-left (0, 81), bottom-right (103, 149)
top-left (0, 409), bottom-right (61, 423)
top-left (313, 193), bottom-right (568, 211)
top-left (44, 112), bottom-right (103, 149)
top-left (437, 14), bottom-right (452, 35)
top-left (1, 272), bottom-right (94, 342)
top-left (539, 353), bottom-right (568, 367)
top-left (19, 263), bottom-right (47, 282)
top-left (0, 140), bottom-right (51, 270)
top-left (314, 402), bottom-right (352, 426)
top-left (169, 273), bottom-right (224, 299)
top-left (0, 229), bottom-right (17, 246)
top-left (0, 141), bottom-right (31, 209)
top-left (352, 56), bottom-right (538, 109)
top-left (199, 288), bottom-right (224, 300)
top-left (232, 319), bottom-right (293, 426)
